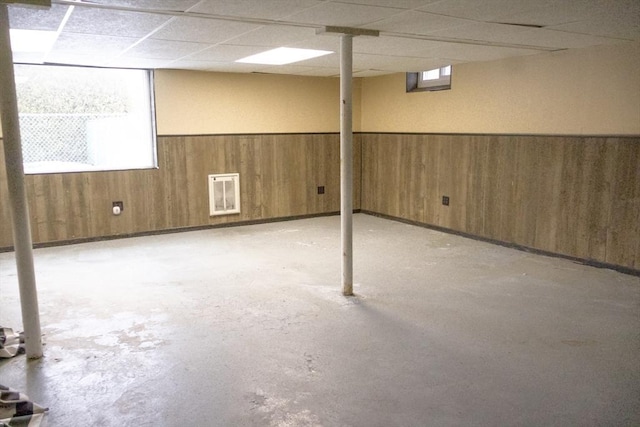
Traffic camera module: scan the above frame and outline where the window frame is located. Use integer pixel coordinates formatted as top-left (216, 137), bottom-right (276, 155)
top-left (13, 63), bottom-right (158, 175)
top-left (406, 65), bottom-right (453, 93)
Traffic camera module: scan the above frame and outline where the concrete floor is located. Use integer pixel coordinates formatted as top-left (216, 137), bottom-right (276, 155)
top-left (0, 214), bottom-right (638, 426)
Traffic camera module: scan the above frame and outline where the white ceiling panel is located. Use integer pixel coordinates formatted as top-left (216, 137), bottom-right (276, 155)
top-left (492, 0), bottom-right (614, 27)
top-left (162, 59), bottom-right (227, 70)
top-left (6, 0), bottom-right (638, 76)
top-left (256, 64), bottom-right (321, 75)
top-left (351, 53), bottom-right (449, 71)
top-left (549, 2), bottom-right (640, 41)
top-left (296, 66), bottom-right (342, 76)
top-left (63, 7), bottom-right (172, 38)
top-left (370, 10), bottom-right (470, 34)
top-left (508, 28), bottom-right (624, 49)
top-left (199, 61), bottom-right (272, 73)
top-left (12, 51), bottom-right (48, 64)
top-left (190, 0), bottom-right (324, 20)
top-left (417, 0), bottom-right (548, 22)
top-left (289, 35), bottom-right (343, 52)
top-left (44, 52), bottom-right (111, 67)
top-left (222, 25), bottom-right (318, 48)
top-left (150, 17), bottom-right (261, 44)
top-left (86, 0), bottom-right (202, 11)
top-left (51, 33), bottom-right (138, 56)
top-left (286, 2), bottom-right (406, 27)
top-left (123, 39), bottom-right (211, 59)
top-left (8, 4), bottom-right (70, 31)
top-left (353, 69), bottom-right (395, 77)
top-left (185, 44), bottom-right (271, 62)
top-left (353, 36), bottom-right (445, 57)
top-left (428, 22), bottom-right (620, 49)
top-left (336, 0), bottom-right (440, 9)
top-left (552, 19), bottom-right (640, 42)
top-left (430, 43), bottom-right (539, 62)
top-left (107, 57), bottom-right (173, 69)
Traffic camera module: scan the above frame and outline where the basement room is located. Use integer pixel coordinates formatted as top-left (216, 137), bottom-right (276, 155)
top-left (0, 0), bottom-right (638, 426)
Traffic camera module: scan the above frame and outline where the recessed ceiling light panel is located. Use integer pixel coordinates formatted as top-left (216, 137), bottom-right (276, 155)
top-left (9, 29), bottom-right (58, 53)
top-left (236, 47), bottom-right (333, 65)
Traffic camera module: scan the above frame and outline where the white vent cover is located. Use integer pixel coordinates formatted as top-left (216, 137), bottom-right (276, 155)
top-left (208, 173), bottom-right (240, 216)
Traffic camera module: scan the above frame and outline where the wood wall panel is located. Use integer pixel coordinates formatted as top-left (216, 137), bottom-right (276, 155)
top-left (361, 133), bottom-right (640, 271)
top-left (0, 133), bottom-right (358, 248)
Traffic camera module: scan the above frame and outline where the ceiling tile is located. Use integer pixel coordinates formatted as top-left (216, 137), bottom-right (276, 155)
top-left (353, 69), bottom-right (394, 77)
top-left (85, 0), bottom-right (202, 11)
top-left (190, 0), bottom-right (323, 20)
top-left (201, 62), bottom-right (272, 73)
top-left (223, 25), bottom-right (318, 48)
top-left (428, 22), bottom-right (620, 49)
top-left (297, 67), bottom-right (341, 76)
top-left (256, 64), bottom-right (321, 75)
top-left (150, 17), bottom-right (260, 43)
top-left (492, 0), bottom-right (613, 27)
top-left (333, 0), bottom-right (440, 9)
top-left (417, 0), bottom-right (539, 22)
top-left (354, 36), bottom-right (445, 57)
top-left (11, 51), bottom-right (47, 64)
top-left (286, 2), bottom-right (406, 27)
top-left (549, 1), bottom-right (640, 41)
top-left (551, 19), bottom-right (640, 41)
top-left (186, 44), bottom-right (270, 61)
top-left (430, 43), bottom-right (539, 62)
top-left (5, 0), bottom-right (637, 76)
top-left (351, 52), bottom-right (450, 71)
top-left (8, 4), bottom-right (70, 31)
top-left (162, 59), bottom-right (227, 70)
top-left (63, 7), bottom-right (171, 38)
top-left (107, 57), bottom-right (173, 69)
top-left (124, 39), bottom-right (211, 59)
top-left (370, 10), bottom-right (470, 34)
top-left (288, 36), bottom-right (342, 53)
top-left (286, 49), bottom-right (339, 67)
top-left (44, 52), bottom-right (110, 67)
top-left (51, 33), bottom-right (138, 56)
top-left (510, 28), bottom-right (624, 49)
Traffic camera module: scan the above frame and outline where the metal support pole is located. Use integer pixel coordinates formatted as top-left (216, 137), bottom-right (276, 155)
top-left (0, 4), bottom-right (43, 358)
top-left (340, 35), bottom-right (353, 296)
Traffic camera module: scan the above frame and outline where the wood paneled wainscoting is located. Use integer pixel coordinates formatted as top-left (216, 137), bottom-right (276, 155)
top-left (361, 133), bottom-right (640, 272)
top-left (0, 133), bottom-right (361, 249)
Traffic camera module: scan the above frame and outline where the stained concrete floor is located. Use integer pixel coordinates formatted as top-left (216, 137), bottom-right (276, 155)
top-left (0, 214), bottom-right (638, 426)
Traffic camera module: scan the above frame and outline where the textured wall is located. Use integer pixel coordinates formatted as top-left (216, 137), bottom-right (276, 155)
top-left (0, 134), bottom-right (361, 247)
top-left (361, 133), bottom-right (640, 270)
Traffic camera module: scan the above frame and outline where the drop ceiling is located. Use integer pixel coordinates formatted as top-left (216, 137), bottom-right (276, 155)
top-left (7, 0), bottom-right (640, 77)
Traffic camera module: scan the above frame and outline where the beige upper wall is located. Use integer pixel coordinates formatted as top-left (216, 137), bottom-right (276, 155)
top-left (154, 70), bottom-right (361, 135)
top-left (361, 42), bottom-right (640, 135)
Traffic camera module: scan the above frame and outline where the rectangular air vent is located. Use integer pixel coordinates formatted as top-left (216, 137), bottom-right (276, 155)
top-left (208, 173), bottom-right (240, 216)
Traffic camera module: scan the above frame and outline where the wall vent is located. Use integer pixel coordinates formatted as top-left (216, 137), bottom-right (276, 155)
top-left (208, 173), bottom-right (240, 216)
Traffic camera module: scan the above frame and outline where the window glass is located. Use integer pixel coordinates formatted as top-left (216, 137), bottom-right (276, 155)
top-left (414, 65), bottom-right (452, 91)
top-left (14, 64), bottom-right (156, 174)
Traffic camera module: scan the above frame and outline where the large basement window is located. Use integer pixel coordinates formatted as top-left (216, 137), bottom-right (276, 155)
top-left (14, 64), bottom-right (157, 174)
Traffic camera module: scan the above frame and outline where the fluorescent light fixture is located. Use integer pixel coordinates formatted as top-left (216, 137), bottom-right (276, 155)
top-left (236, 47), bottom-right (332, 65)
top-left (10, 29), bottom-right (58, 53)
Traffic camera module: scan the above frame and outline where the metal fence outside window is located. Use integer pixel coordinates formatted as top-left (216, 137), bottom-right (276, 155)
top-left (19, 113), bottom-right (123, 164)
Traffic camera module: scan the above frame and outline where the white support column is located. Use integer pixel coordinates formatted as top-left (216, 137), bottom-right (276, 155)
top-left (0, 4), bottom-right (43, 358)
top-left (340, 34), bottom-right (353, 297)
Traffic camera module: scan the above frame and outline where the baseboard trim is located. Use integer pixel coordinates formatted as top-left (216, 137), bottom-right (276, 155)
top-left (0, 210), bottom-right (362, 253)
top-left (360, 210), bottom-right (640, 277)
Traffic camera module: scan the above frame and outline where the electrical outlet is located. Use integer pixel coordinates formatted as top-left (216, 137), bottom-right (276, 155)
top-left (317, 186), bottom-right (325, 195)
top-left (442, 196), bottom-right (450, 206)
